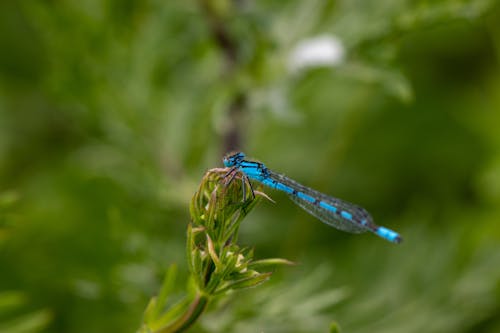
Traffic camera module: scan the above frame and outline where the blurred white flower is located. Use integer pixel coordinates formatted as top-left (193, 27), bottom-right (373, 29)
top-left (288, 35), bottom-right (345, 73)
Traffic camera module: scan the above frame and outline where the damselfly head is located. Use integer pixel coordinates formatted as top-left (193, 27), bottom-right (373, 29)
top-left (223, 152), bottom-right (245, 167)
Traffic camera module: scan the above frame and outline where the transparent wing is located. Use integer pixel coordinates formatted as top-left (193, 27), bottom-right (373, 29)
top-left (268, 170), bottom-right (374, 234)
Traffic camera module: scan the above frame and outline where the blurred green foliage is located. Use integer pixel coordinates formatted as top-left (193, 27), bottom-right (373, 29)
top-left (1, 1), bottom-right (499, 332)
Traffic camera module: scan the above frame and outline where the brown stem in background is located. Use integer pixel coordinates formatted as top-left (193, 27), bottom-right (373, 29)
top-left (224, 92), bottom-right (246, 153)
top-left (199, 0), bottom-right (248, 154)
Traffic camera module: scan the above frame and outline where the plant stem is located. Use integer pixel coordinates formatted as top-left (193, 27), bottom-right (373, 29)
top-left (155, 293), bottom-right (209, 333)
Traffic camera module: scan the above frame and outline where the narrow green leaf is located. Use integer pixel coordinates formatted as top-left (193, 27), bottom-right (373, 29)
top-left (154, 264), bottom-right (178, 318)
top-left (149, 297), bottom-right (192, 330)
top-left (191, 249), bottom-right (205, 289)
top-left (186, 224), bottom-right (195, 274)
top-left (249, 258), bottom-right (296, 269)
top-left (215, 272), bottom-right (272, 294)
top-left (206, 234), bottom-right (221, 270)
top-left (143, 297), bottom-right (158, 324)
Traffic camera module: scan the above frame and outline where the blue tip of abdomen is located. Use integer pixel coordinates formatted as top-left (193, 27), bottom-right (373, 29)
top-left (376, 226), bottom-right (403, 244)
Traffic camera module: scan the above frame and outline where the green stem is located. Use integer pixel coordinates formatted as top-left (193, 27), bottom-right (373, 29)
top-left (155, 293), bottom-right (209, 333)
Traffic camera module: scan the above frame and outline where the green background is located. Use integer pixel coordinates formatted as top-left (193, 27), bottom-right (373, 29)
top-left (1, 1), bottom-right (499, 332)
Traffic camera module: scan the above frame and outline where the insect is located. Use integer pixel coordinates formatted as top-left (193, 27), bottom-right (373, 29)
top-left (223, 152), bottom-right (402, 244)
